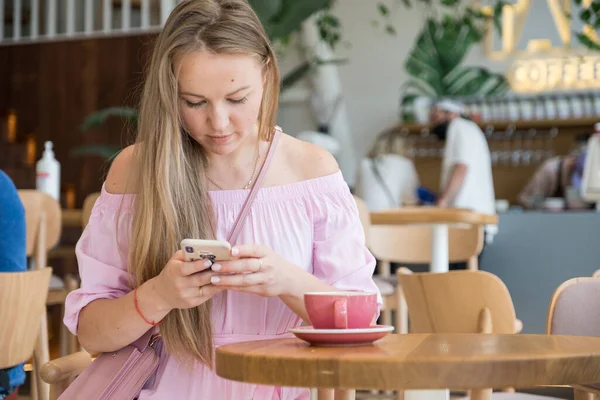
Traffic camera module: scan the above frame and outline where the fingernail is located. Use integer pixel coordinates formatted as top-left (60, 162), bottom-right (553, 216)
top-left (212, 263), bottom-right (221, 271)
top-left (231, 247), bottom-right (239, 256)
top-left (204, 260), bottom-right (212, 267)
top-left (211, 276), bottom-right (221, 283)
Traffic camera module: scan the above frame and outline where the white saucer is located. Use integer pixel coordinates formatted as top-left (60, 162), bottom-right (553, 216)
top-left (289, 325), bottom-right (394, 346)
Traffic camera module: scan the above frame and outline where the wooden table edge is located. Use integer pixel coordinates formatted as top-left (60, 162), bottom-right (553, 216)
top-left (215, 335), bottom-right (600, 390)
top-left (370, 208), bottom-right (498, 226)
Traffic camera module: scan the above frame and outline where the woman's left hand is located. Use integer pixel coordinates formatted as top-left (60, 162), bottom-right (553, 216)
top-left (209, 244), bottom-right (296, 297)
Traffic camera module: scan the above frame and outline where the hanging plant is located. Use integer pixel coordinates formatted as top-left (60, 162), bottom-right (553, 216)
top-left (573, 0), bottom-right (600, 51)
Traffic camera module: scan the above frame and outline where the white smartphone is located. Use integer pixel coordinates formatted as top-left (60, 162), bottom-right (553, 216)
top-left (180, 239), bottom-right (232, 263)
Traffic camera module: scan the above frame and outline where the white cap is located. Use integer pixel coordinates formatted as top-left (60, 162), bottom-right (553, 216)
top-left (43, 141), bottom-right (55, 158)
top-left (436, 99), bottom-right (464, 114)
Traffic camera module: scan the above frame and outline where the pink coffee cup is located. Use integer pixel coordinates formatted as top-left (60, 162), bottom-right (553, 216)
top-left (304, 291), bottom-right (378, 329)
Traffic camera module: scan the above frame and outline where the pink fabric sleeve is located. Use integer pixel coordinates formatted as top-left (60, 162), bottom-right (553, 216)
top-left (63, 191), bottom-right (135, 335)
top-left (311, 182), bottom-right (383, 311)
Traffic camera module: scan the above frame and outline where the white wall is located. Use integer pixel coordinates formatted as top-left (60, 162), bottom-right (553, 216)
top-left (277, 0), bottom-right (574, 185)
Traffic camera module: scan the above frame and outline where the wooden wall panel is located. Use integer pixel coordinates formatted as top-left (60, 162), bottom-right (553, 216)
top-left (0, 34), bottom-right (156, 207)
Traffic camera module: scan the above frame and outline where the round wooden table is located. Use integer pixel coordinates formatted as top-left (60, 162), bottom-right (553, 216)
top-left (216, 333), bottom-right (600, 398)
top-left (370, 208), bottom-right (498, 273)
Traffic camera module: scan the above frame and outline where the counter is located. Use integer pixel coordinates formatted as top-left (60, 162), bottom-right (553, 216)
top-left (480, 211), bottom-right (600, 333)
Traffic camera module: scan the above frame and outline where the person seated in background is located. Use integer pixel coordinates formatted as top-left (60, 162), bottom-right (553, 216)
top-left (518, 149), bottom-right (591, 210)
top-left (354, 134), bottom-right (420, 211)
top-left (0, 170), bottom-right (27, 400)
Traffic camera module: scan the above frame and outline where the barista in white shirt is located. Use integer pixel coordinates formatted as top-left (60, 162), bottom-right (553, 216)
top-left (431, 100), bottom-right (496, 266)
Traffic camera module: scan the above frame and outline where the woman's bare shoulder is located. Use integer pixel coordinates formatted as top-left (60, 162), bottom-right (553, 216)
top-left (105, 145), bottom-right (139, 194)
top-left (277, 133), bottom-right (339, 182)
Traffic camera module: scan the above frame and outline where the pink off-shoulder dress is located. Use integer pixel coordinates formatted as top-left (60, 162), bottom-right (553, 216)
top-left (64, 170), bottom-right (382, 400)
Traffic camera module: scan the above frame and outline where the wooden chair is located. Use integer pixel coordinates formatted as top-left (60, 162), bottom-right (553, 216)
top-left (547, 277), bottom-right (600, 400)
top-left (352, 196), bottom-right (398, 334)
top-left (371, 222), bottom-right (484, 332)
top-left (39, 192), bottom-right (105, 399)
top-left (398, 270), bottom-right (545, 400)
top-left (1, 268), bottom-right (53, 400)
top-left (18, 190), bottom-right (80, 356)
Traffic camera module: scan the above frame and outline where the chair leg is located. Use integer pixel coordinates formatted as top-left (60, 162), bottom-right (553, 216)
top-left (467, 257), bottom-right (478, 271)
top-left (469, 389), bottom-right (492, 400)
top-left (335, 390), bottom-right (356, 400)
top-left (35, 313), bottom-right (50, 400)
top-left (31, 370), bottom-right (38, 400)
top-left (317, 389), bottom-right (335, 400)
top-left (575, 388), bottom-right (595, 400)
top-left (59, 305), bottom-right (68, 356)
top-left (396, 290), bottom-right (408, 334)
top-left (382, 308), bottom-right (392, 327)
top-left (397, 390), bottom-right (405, 400)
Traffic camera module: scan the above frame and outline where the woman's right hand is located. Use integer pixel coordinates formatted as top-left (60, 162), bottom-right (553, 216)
top-left (151, 250), bottom-right (225, 311)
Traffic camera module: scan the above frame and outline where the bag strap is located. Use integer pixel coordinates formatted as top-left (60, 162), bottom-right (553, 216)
top-left (132, 329), bottom-right (158, 351)
top-left (227, 127), bottom-right (282, 244)
top-left (553, 159), bottom-right (564, 198)
top-left (128, 130), bottom-right (282, 351)
top-left (370, 157), bottom-right (398, 208)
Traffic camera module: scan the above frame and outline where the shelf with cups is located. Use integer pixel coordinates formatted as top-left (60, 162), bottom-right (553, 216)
top-left (395, 116), bottom-right (600, 136)
top-left (374, 117), bottom-right (595, 205)
top-left (379, 123), bottom-right (570, 168)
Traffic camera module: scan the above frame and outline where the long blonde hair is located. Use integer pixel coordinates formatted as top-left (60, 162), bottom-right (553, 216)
top-left (128, 0), bottom-right (280, 367)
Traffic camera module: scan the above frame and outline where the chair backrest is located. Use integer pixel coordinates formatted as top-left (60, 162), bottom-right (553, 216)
top-left (547, 277), bottom-right (600, 336)
top-left (398, 270), bottom-right (517, 334)
top-left (17, 190), bottom-right (62, 268)
top-left (0, 268), bottom-right (52, 368)
top-left (369, 223), bottom-right (484, 264)
top-left (82, 192), bottom-right (101, 228)
top-left (353, 195), bottom-right (371, 246)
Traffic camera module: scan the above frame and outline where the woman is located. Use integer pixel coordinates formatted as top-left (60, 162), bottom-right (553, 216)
top-left (0, 170), bottom-right (26, 400)
top-left (354, 135), bottom-right (419, 211)
top-left (64, 1), bottom-right (381, 399)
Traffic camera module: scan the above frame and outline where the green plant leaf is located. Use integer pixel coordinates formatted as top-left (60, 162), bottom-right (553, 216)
top-left (79, 107), bottom-right (138, 132)
top-left (400, 93), bottom-right (419, 106)
top-left (70, 145), bottom-right (122, 161)
top-left (265, 0), bottom-right (333, 39)
top-left (404, 15), bottom-right (508, 99)
top-left (581, 9), bottom-right (592, 23)
top-left (575, 32), bottom-right (600, 51)
top-left (249, 0), bottom-right (282, 24)
top-left (378, 3), bottom-right (389, 16)
top-left (466, 7), bottom-right (491, 21)
top-left (444, 66), bottom-right (508, 97)
top-left (441, 0), bottom-right (459, 6)
top-left (317, 12), bottom-right (342, 48)
top-left (405, 16), bottom-right (484, 97)
top-left (400, 79), bottom-right (438, 99)
top-left (492, 1), bottom-right (507, 36)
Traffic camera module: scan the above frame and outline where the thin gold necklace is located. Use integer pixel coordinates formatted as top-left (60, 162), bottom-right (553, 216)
top-left (206, 140), bottom-right (260, 190)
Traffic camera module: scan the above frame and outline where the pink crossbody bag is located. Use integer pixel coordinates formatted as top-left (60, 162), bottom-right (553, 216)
top-left (58, 129), bottom-right (281, 400)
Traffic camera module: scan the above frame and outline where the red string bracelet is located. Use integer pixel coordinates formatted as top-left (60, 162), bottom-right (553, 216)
top-left (133, 288), bottom-right (160, 327)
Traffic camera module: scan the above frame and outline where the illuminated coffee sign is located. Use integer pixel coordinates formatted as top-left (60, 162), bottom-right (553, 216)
top-left (480, 0), bottom-right (600, 93)
top-left (508, 54), bottom-right (600, 92)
